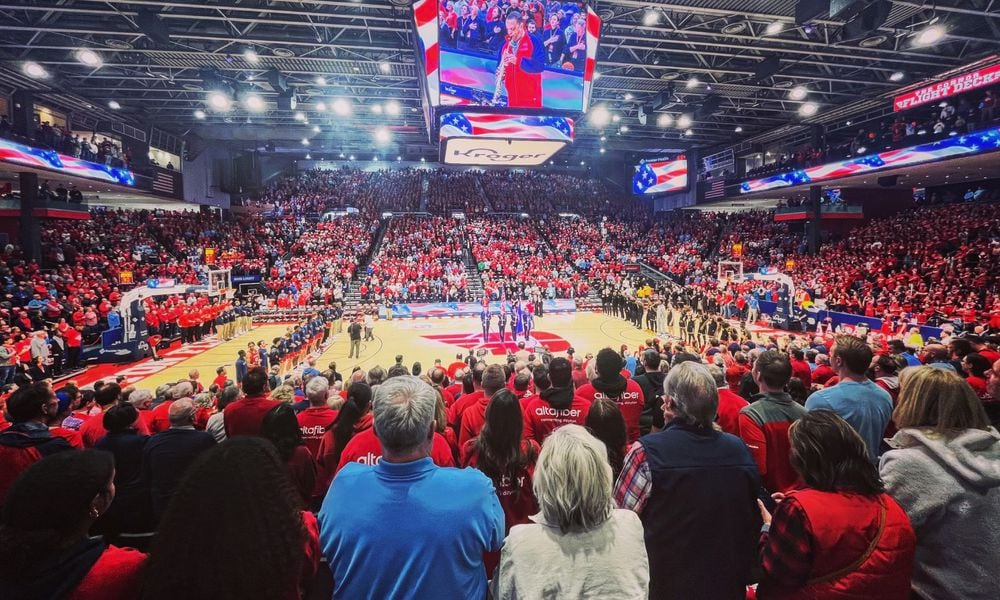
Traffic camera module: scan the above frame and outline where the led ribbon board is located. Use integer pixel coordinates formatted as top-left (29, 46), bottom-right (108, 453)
top-left (0, 137), bottom-right (135, 186)
top-left (740, 127), bottom-right (1000, 194)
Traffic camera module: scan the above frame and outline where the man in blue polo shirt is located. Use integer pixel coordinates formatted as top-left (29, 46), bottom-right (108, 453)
top-left (806, 334), bottom-right (893, 462)
top-left (318, 375), bottom-right (503, 599)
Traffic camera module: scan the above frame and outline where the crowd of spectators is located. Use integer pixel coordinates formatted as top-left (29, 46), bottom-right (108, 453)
top-left (2, 322), bottom-right (998, 599)
top-left (425, 169), bottom-right (490, 214)
top-left (0, 116), bottom-right (130, 169)
top-left (466, 216), bottom-right (588, 299)
top-left (362, 216), bottom-right (471, 303)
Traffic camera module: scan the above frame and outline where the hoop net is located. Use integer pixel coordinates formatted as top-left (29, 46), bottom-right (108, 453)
top-left (717, 260), bottom-right (745, 287)
top-left (207, 269), bottom-right (233, 298)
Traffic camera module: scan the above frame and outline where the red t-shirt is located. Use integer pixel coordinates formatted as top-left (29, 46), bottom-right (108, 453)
top-left (575, 378), bottom-right (644, 444)
top-left (66, 545), bottom-right (146, 600)
top-left (812, 365), bottom-right (836, 386)
top-left (212, 374), bottom-right (228, 389)
top-left (458, 395), bottom-right (490, 448)
top-left (790, 359), bottom-right (813, 386)
top-left (716, 388), bottom-right (749, 437)
top-left (726, 364), bottom-right (748, 393)
top-left (447, 389), bottom-right (484, 430)
top-left (148, 400), bottom-right (173, 434)
top-left (297, 406), bottom-right (339, 458)
top-left (224, 395), bottom-right (281, 437)
top-left (336, 428), bottom-right (455, 473)
top-left (522, 393), bottom-right (592, 445)
top-left (49, 426), bottom-right (84, 449)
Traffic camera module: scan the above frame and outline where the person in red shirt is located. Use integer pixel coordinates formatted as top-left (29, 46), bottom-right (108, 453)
top-left (726, 352), bottom-right (749, 393)
top-left (336, 426), bottom-right (455, 474)
top-left (523, 357), bottom-right (592, 445)
top-left (297, 377), bottom-right (339, 458)
top-left (461, 388), bottom-right (539, 576)
top-left (811, 354), bottom-right (836, 386)
top-left (575, 348), bottom-right (644, 444)
top-left (223, 368), bottom-right (280, 438)
top-left (789, 348), bottom-right (812, 387)
top-left (446, 363), bottom-right (487, 432)
top-left (458, 364), bottom-right (508, 447)
top-left (80, 384), bottom-right (122, 448)
top-left (710, 365), bottom-right (748, 437)
top-left (0, 449), bottom-right (147, 600)
top-left (497, 13), bottom-right (543, 108)
top-left (316, 382), bottom-right (373, 489)
top-left (446, 355), bottom-right (467, 380)
top-left (212, 366), bottom-right (228, 390)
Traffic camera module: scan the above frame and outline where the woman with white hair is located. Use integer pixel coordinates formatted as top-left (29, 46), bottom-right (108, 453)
top-left (491, 425), bottom-right (649, 599)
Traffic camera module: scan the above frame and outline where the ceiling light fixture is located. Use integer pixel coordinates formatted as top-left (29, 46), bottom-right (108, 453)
top-left (798, 102), bottom-right (819, 117)
top-left (207, 91), bottom-right (232, 112)
top-left (765, 21), bottom-right (783, 36)
top-left (686, 77), bottom-right (699, 88)
top-left (889, 71), bottom-right (905, 82)
top-left (301, 138), bottom-right (310, 145)
top-left (243, 48), bottom-right (259, 64)
top-left (734, 126), bottom-right (743, 133)
top-left (914, 24), bottom-right (945, 47)
top-left (75, 49), bottom-right (103, 68)
top-left (684, 129), bottom-right (693, 136)
top-left (657, 114), bottom-right (673, 127)
top-left (643, 10), bottom-right (659, 26)
top-left (677, 114), bottom-right (693, 128)
top-left (107, 100), bottom-right (121, 110)
top-left (374, 127), bottom-right (391, 144)
top-left (385, 100), bottom-right (401, 116)
top-left (315, 101), bottom-right (326, 112)
top-left (379, 62), bottom-right (391, 74)
top-left (294, 111), bottom-right (306, 121)
top-left (22, 61), bottom-right (48, 79)
top-left (372, 104), bottom-right (383, 114)
top-left (589, 105), bottom-right (611, 127)
top-left (315, 76), bottom-right (327, 86)
top-left (788, 85), bottom-right (808, 100)
top-left (244, 94), bottom-right (265, 112)
top-left (193, 109), bottom-right (206, 119)
top-left (332, 98), bottom-right (352, 116)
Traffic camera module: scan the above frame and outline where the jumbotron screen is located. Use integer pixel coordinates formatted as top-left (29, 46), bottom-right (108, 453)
top-left (632, 156), bottom-right (688, 195)
top-left (413, 0), bottom-right (600, 111)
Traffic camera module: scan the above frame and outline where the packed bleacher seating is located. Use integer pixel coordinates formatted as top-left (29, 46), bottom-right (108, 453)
top-left (361, 216), bottom-right (470, 302)
top-left (425, 169), bottom-right (490, 214)
top-left (466, 216), bottom-right (588, 298)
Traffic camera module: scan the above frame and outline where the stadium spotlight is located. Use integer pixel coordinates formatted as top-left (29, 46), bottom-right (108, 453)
top-left (657, 113), bottom-right (673, 127)
top-left (589, 105), bottom-right (611, 127)
top-left (385, 100), bottom-right (401, 116)
top-left (620, 125), bottom-right (630, 132)
top-left (243, 48), bottom-right (260, 64)
top-left (677, 114), bottom-right (693, 128)
top-left (734, 126), bottom-right (743, 132)
top-left (379, 62), bottom-right (391, 74)
top-left (244, 94), bottom-right (266, 112)
top-left (374, 127), bottom-right (391, 144)
top-left (788, 86), bottom-right (808, 100)
top-left (643, 10), bottom-right (659, 26)
top-left (312, 125), bottom-right (321, 133)
top-left (684, 129), bottom-right (693, 136)
top-left (75, 49), bottom-right (103, 68)
top-left (889, 71), bottom-right (905, 82)
top-left (857, 146), bottom-right (867, 154)
top-left (22, 61), bottom-right (48, 79)
top-left (107, 100), bottom-right (121, 110)
top-left (332, 98), bottom-right (352, 116)
top-left (372, 104), bottom-right (384, 114)
top-left (301, 138), bottom-right (310, 146)
top-left (315, 101), bottom-right (327, 112)
top-left (315, 76), bottom-right (327, 86)
top-left (207, 91), bottom-right (232, 112)
top-left (798, 102), bottom-right (819, 117)
top-left (600, 148), bottom-right (606, 153)
top-left (193, 109), bottom-right (206, 119)
top-left (349, 155), bottom-right (355, 160)
top-left (612, 114), bottom-right (621, 123)
top-left (624, 93), bottom-right (633, 100)
top-left (913, 25), bottom-right (945, 46)
top-left (765, 21), bottom-right (783, 36)
top-left (686, 77), bottom-right (699, 88)
top-left (294, 111), bottom-right (306, 121)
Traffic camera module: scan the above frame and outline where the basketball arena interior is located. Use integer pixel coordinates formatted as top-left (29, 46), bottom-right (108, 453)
top-left (1, 1), bottom-right (999, 598)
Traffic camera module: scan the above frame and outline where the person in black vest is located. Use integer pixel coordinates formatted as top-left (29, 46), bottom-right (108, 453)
top-left (614, 361), bottom-right (762, 600)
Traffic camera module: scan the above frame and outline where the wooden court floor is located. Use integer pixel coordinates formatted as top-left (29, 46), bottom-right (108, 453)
top-left (118, 312), bottom-right (655, 390)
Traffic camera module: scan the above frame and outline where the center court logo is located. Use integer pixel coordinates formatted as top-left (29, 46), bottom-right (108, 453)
top-left (452, 148), bottom-right (547, 163)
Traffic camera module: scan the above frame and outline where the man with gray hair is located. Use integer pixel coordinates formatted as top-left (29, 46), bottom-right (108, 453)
top-left (142, 397), bottom-right (216, 521)
top-left (148, 380), bottom-right (195, 434)
top-left (318, 376), bottom-right (503, 599)
top-left (297, 376), bottom-right (337, 458)
top-left (615, 361), bottom-right (762, 600)
top-left (128, 388), bottom-right (155, 431)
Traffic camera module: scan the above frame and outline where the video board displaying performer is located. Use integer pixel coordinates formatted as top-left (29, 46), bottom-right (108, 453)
top-left (437, 0), bottom-right (590, 110)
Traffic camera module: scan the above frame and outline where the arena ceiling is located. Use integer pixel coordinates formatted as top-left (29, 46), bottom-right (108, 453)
top-left (1, 0), bottom-right (999, 158)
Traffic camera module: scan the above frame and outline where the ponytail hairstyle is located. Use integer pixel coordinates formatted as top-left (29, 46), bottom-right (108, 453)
top-left (326, 382), bottom-right (373, 467)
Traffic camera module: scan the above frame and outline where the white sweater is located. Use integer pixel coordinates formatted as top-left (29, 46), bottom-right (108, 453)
top-left (491, 509), bottom-right (649, 600)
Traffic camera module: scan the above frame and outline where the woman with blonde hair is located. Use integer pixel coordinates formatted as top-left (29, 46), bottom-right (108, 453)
top-left (270, 383), bottom-right (295, 404)
top-left (880, 366), bottom-right (1000, 600)
top-left (490, 425), bottom-right (649, 599)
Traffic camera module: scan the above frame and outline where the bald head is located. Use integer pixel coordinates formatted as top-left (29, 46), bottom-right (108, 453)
top-left (168, 398), bottom-right (196, 427)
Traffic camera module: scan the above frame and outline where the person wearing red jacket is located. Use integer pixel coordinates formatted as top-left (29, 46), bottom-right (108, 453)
top-left (756, 411), bottom-right (915, 599)
top-left (497, 13), bottom-right (544, 108)
top-left (811, 354), bottom-right (836, 387)
top-left (738, 351), bottom-right (807, 494)
top-left (336, 427), bottom-right (455, 474)
top-left (575, 349), bottom-right (644, 444)
top-left (789, 348), bottom-right (812, 387)
top-left (297, 378), bottom-right (339, 458)
top-left (223, 369), bottom-right (280, 438)
top-left (711, 365), bottom-right (748, 437)
top-left (523, 357), bottom-right (592, 445)
top-left (458, 365), bottom-right (508, 447)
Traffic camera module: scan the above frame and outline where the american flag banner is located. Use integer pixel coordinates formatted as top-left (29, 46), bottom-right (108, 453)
top-left (704, 178), bottom-right (727, 200)
top-left (582, 6), bottom-right (602, 110)
top-left (741, 126), bottom-right (1000, 194)
top-left (0, 138), bottom-right (135, 186)
top-left (412, 0), bottom-right (440, 106)
top-left (633, 158), bottom-right (688, 195)
top-left (152, 169), bottom-right (179, 197)
top-left (439, 113), bottom-right (574, 141)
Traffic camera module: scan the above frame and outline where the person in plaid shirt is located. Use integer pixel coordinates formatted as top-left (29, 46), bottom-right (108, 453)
top-left (614, 362), bottom-right (761, 600)
top-left (755, 410), bottom-right (915, 598)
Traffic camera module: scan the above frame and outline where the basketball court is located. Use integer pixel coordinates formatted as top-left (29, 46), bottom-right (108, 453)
top-left (70, 312), bottom-right (661, 390)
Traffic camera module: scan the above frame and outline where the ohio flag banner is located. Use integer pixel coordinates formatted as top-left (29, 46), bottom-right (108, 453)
top-left (741, 127), bottom-right (1000, 194)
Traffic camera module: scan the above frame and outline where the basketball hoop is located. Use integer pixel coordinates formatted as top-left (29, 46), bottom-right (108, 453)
top-left (717, 260), bottom-right (744, 288)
